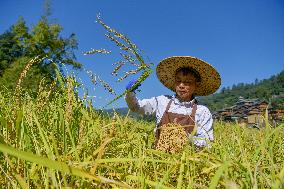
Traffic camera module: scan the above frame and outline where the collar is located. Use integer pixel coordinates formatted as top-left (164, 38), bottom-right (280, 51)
top-left (172, 95), bottom-right (196, 107)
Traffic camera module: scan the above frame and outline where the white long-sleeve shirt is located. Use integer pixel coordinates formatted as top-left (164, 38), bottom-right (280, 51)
top-left (125, 92), bottom-right (214, 147)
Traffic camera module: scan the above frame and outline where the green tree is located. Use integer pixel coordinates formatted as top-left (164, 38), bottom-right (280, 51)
top-left (0, 31), bottom-right (23, 76)
top-left (0, 15), bottom-right (81, 92)
top-left (12, 16), bottom-right (81, 71)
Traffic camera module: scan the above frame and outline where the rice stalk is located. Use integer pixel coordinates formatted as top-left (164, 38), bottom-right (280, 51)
top-left (85, 68), bottom-right (116, 95)
top-left (15, 56), bottom-right (46, 103)
top-left (83, 48), bottom-right (111, 55)
top-left (83, 15), bottom-right (153, 107)
top-left (1, 54), bottom-right (284, 188)
top-left (0, 144), bottom-right (132, 188)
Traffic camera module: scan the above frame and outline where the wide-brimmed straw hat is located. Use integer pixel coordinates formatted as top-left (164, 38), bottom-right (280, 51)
top-left (156, 56), bottom-right (221, 96)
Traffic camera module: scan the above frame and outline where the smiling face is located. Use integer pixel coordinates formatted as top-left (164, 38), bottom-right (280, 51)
top-left (175, 69), bottom-right (200, 101)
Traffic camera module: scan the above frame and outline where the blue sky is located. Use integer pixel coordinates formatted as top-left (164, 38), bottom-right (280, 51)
top-left (1, 0), bottom-right (284, 109)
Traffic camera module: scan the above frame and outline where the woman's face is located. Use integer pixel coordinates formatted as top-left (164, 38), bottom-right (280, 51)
top-left (175, 71), bottom-right (199, 101)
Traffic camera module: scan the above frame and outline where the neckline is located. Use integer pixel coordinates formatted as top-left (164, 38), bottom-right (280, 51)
top-left (173, 94), bottom-right (195, 105)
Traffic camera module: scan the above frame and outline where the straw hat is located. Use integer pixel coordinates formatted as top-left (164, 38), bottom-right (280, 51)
top-left (156, 56), bottom-right (221, 96)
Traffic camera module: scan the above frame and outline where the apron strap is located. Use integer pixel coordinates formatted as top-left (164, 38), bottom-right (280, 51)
top-left (165, 99), bottom-right (174, 112)
top-left (190, 102), bottom-right (197, 121)
top-left (166, 98), bottom-right (197, 115)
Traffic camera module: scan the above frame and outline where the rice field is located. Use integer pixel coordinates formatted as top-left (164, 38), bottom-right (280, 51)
top-left (0, 75), bottom-right (284, 189)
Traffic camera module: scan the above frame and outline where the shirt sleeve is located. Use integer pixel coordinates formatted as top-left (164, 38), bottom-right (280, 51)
top-left (192, 106), bottom-right (214, 147)
top-left (125, 92), bottom-right (158, 115)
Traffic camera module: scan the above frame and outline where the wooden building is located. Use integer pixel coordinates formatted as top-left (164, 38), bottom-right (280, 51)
top-left (213, 96), bottom-right (275, 127)
top-left (270, 109), bottom-right (284, 121)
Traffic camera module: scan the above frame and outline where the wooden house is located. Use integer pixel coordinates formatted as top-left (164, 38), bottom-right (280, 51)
top-left (213, 96), bottom-right (278, 126)
top-left (270, 109), bottom-right (284, 121)
top-left (257, 101), bottom-right (269, 111)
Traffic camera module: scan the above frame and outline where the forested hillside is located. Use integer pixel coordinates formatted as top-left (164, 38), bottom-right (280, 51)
top-left (199, 70), bottom-right (284, 112)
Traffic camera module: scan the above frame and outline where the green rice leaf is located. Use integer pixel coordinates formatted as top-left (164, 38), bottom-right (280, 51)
top-left (208, 162), bottom-right (229, 189)
top-left (14, 174), bottom-right (29, 189)
top-left (0, 143), bottom-right (132, 188)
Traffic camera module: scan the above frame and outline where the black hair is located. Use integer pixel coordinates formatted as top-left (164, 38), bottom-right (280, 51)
top-left (175, 67), bottom-right (201, 82)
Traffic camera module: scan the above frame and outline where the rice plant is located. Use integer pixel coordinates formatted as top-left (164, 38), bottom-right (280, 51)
top-left (0, 60), bottom-right (284, 188)
top-left (1, 18), bottom-right (284, 189)
top-left (84, 15), bottom-right (153, 107)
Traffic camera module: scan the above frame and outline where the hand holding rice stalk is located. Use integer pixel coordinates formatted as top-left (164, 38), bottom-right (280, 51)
top-left (84, 14), bottom-right (153, 107)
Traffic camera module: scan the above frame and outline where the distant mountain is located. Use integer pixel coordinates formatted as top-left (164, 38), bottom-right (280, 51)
top-left (104, 107), bottom-right (136, 117)
top-left (198, 70), bottom-right (284, 112)
top-left (103, 107), bottom-right (155, 121)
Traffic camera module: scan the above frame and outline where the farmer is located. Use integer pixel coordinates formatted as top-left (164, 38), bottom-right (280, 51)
top-left (125, 56), bottom-right (221, 152)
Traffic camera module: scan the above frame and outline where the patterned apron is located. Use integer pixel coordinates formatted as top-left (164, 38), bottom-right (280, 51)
top-left (155, 99), bottom-right (197, 153)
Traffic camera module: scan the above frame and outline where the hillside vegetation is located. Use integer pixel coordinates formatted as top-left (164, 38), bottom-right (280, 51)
top-left (0, 70), bottom-right (284, 188)
top-left (199, 70), bottom-right (284, 112)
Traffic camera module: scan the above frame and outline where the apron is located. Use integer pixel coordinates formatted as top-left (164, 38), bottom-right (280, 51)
top-left (155, 99), bottom-right (197, 153)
